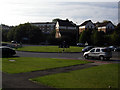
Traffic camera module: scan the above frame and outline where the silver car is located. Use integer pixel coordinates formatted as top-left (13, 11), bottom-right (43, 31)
top-left (83, 47), bottom-right (112, 60)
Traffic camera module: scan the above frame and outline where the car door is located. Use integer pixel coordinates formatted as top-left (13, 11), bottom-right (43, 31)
top-left (95, 49), bottom-right (100, 57)
top-left (89, 49), bottom-right (95, 57)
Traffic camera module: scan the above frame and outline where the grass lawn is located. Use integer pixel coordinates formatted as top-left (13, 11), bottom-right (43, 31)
top-left (16, 46), bottom-right (84, 52)
top-left (31, 64), bottom-right (118, 88)
top-left (2, 57), bottom-right (90, 74)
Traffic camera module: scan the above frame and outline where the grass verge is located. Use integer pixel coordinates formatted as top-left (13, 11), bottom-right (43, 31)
top-left (2, 57), bottom-right (90, 74)
top-left (31, 64), bottom-right (118, 88)
top-left (16, 46), bottom-right (84, 52)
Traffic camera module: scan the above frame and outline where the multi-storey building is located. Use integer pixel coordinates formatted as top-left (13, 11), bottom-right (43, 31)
top-left (1, 24), bottom-right (11, 30)
top-left (31, 22), bottom-right (56, 34)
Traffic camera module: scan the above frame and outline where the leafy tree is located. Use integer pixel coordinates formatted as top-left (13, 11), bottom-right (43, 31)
top-left (91, 30), bottom-right (104, 46)
top-left (79, 29), bottom-right (92, 45)
top-left (102, 20), bottom-right (110, 23)
top-left (7, 27), bottom-right (16, 41)
top-left (2, 30), bottom-right (9, 41)
top-left (110, 31), bottom-right (120, 45)
top-left (79, 30), bottom-right (87, 44)
top-left (7, 23), bottom-right (43, 44)
top-left (52, 18), bottom-right (61, 23)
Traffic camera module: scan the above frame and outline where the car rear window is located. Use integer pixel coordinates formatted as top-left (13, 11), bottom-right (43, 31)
top-left (102, 48), bottom-right (111, 52)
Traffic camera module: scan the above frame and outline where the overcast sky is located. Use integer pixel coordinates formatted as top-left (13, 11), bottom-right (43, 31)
top-left (0, 0), bottom-right (119, 26)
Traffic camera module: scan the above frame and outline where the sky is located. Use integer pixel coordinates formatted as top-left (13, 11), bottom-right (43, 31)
top-left (0, 0), bottom-right (119, 26)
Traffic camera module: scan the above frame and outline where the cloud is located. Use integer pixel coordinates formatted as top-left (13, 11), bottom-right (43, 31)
top-left (0, 1), bottom-right (118, 25)
top-left (53, 2), bottom-right (118, 24)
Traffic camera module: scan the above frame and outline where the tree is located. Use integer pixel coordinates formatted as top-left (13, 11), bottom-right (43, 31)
top-left (91, 30), bottom-right (104, 46)
top-left (79, 30), bottom-right (87, 44)
top-left (110, 31), bottom-right (120, 45)
top-left (52, 18), bottom-right (61, 23)
top-left (102, 20), bottom-right (110, 23)
top-left (7, 23), bottom-right (43, 44)
top-left (7, 27), bottom-right (16, 41)
top-left (2, 29), bottom-right (9, 41)
top-left (79, 29), bottom-right (92, 45)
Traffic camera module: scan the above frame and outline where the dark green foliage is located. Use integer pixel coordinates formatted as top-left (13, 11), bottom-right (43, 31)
top-left (110, 31), bottom-right (120, 45)
top-left (47, 30), bottom-right (60, 45)
top-left (60, 31), bottom-right (77, 45)
top-left (79, 29), bottom-right (92, 45)
top-left (91, 30), bottom-right (105, 46)
top-left (52, 18), bottom-right (61, 23)
top-left (7, 23), bottom-right (43, 44)
top-left (7, 27), bottom-right (16, 41)
top-left (2, 30), bottom-right (9, 41)
top-left (79, 30), bottom-right (87, 44)
top-left (79, 29), bottom-right (105, 46)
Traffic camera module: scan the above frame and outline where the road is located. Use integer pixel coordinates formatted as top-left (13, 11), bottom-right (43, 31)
top-left (15, 51), bottom-right (120, 63)
top-left (16, 51), bottom-right (83, 59)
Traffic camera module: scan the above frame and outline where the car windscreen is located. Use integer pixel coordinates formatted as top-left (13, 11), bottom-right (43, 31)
top-left (84, 46), bottom-right (92, 49)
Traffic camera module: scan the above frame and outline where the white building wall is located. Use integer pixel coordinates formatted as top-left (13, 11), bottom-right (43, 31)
top-left (56, 22), bottom-right (59, 29)
top-left (98, 26), bottom-right (106, 29)
top-left (79, 26), bottom-right (85, 29)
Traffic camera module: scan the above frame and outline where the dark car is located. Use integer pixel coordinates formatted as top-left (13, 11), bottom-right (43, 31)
top-left (114, 47), bottom-right (120, 52)
top-left (82, 46), bottom-right (94, 53)
top-left (77, 43), bottom-right (85, 47)
top-left (108, 46), bottom-right (117, 51)
top-left (0, 46), bottom-right (16, 57)
top-left (2, 43), bottom-right (11, 47)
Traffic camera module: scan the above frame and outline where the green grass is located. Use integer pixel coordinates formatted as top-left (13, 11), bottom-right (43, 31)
top-left (31, 64), bottom-right (118, 88)
top-left (16, 46), bottom-right (84, 52)
top-left (2, 57), bottom-right (90, 74)
top-left (0, 58), bottom-right (2, 71)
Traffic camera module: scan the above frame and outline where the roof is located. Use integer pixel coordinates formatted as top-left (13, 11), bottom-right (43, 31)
top-left (57, 19), bottom-right (76, 27)
top-left (79, 20), bottom-right (92, 26)
top-left (31, 22), bottom-right (55, 25)
top-left (95, 21), bottom-right (114, 27)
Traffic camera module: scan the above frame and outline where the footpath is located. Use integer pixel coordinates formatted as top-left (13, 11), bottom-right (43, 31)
top-left (2, 62), bottom-right (104, 89)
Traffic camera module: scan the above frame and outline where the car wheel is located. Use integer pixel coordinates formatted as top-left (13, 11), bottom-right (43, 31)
top-left (84, 54), bottom-right (89, 59)
top-left (99, 56), bottom-right (104, 60)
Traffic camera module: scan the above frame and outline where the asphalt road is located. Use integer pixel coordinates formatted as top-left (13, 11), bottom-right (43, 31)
top-left (16, 51), bottom-right (83, 59)
top-left (15, 51), bottom-right (120, 63)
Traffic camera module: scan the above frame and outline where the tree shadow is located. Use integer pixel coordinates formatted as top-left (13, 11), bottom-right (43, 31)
top-left (2, 55), bottom-right (20, 58)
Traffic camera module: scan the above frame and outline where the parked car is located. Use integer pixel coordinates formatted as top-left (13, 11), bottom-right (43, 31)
top-left (82, 46), bottom-right (94, 53)
top-left (77, 43), bottom-right (85, 47)
top-left (83, 47), bottom-right (112, 60)
top-left (11, 41), bottom-right (17, 44)
top-left (0, 46), bottom-right (16, 57)
top-left (114, 47), bottom-right (120, 52)
top-left (108, 46), bottom-right (117, 51)
top-left (2, 43), bottom-right (11, 47)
